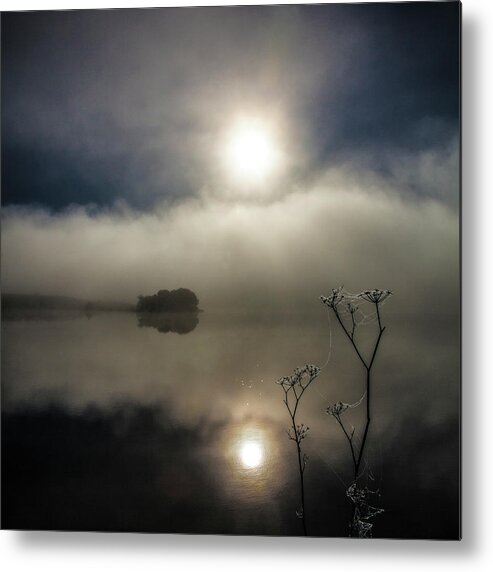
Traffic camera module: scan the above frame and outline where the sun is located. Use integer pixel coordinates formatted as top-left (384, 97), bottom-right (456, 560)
top-left (239, 440), bottom-right (264, 469)
top-left (225, 118), bottom-right (280, 184)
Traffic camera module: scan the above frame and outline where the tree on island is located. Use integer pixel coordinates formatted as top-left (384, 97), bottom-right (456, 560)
top-left (136, 288), bottom-right (199, 313)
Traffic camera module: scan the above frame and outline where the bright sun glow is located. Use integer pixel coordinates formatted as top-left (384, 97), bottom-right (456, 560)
top-left (225, 119), bottom-right (280, 184)
top-left (239, 440), bottom-right (263, 469)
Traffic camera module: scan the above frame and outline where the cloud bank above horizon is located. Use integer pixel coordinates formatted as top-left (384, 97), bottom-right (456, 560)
top-left (2, 148), bottom-right (459, 312)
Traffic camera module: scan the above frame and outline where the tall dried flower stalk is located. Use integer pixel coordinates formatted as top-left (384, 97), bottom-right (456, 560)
top-left (321, 287), bottom-right (392, 537)
top-left (276, 364), bottom-right (320, 536)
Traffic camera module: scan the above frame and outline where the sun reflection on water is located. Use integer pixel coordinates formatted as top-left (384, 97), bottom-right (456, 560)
top-left (216, 418), bottom-right (289, 509)
top-left (239, 440), bottom-right (264, 469)
top-left (226, 423), bottom-right (272, 476)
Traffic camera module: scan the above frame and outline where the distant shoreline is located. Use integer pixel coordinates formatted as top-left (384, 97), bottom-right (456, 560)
top-left (1, 293), bottom-right (202, 319)
top-left (1, 293), bottom-right (135, 313)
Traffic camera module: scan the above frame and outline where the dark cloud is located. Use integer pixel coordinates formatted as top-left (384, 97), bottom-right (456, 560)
top-left (309, 2), bottom-right (460, 162)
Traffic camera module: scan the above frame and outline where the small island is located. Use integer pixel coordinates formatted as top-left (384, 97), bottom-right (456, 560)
top-left (136, 288), bottom-right (200, 313)
top-left (136, 289), bottom-right (200, 334)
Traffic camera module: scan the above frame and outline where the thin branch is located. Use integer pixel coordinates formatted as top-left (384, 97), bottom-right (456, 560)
top-left (337, 417), bottom-right (358, 473)
top-left (334, 309), bottom-right (368, 369)
top-left (368, 326), bottom-right (385, 370)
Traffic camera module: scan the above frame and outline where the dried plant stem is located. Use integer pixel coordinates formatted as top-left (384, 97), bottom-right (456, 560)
top-left (322, 290), bottom-right (391, 538)
top-left (283, 385), bottom-right (308, 535)
top-left (277, 365), bottom-right (320, 536)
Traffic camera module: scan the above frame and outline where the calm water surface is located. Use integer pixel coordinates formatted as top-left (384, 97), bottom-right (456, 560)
top-left (1, 309), bottom-right (460, 538)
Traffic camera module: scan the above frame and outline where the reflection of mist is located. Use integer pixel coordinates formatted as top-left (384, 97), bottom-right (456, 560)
top-left (1, 308), bottom-right (82, 322)
top-left (137, 311), bottom-right (199, 334)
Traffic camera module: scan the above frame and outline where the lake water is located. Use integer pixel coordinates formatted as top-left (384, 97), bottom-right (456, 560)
top-left (1, 309), bottom-right (460, 538)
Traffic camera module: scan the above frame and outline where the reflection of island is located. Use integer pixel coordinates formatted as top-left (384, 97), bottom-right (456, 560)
top-left (137, 312), bottom-right (199, 334)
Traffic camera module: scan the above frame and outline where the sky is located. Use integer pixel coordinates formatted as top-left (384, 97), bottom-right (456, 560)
top-left (1, 2), bottom-right (460, 311)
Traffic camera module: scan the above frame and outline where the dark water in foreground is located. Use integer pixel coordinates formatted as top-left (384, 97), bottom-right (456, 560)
top-left (1, 309), bottom-right (460, 538)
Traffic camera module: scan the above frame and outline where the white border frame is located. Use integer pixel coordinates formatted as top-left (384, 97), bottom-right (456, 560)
top-left (1, 0), bottom-right (490, 570)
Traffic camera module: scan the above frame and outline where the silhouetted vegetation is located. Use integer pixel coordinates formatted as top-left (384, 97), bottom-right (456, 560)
top-left (276, 288), bottom-right (392, 538)
top-left (322, 287), bottom-right (391, 537)
top-left (276, 364), bottom-right (320, 536)
top-left (136, 289), bottom-right (199, 313)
